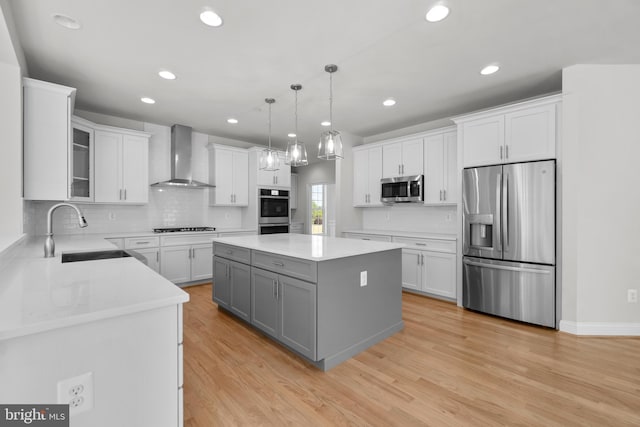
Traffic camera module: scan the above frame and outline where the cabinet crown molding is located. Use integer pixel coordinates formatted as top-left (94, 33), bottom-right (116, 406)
top-left (353, 125), bottom-right (456, 152)
top-left (451, 93), bottom-right (562, 124)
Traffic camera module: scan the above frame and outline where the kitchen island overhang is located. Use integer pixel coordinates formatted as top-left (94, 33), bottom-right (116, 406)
top-left (211, 234), bottom-right (404, 371)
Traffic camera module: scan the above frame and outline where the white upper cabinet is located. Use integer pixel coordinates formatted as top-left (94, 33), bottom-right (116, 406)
top-left (209, 145), bottom-right (249, 206)
top-left (382, 138), bottom-right (423, 178)
top-left (455, 95), bottom-right (560, 167)
top-left (256, 151), bottom-right (290, 188)
top-left (94, 128), bottom-right (150, 204)
top-left (23, 78), bottom-right (79, 201)
top-left (353, 145), bottom-right (383, 207)
top-left (424, 129), bottom-right (457, 205)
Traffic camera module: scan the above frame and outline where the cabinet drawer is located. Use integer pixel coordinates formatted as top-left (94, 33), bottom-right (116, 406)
top-left (253, 251), bottom-right (317, 283)
top-left (392, 236), bottom-right (456, 253)
top-left (160, 233), bottom-right (217, 246)
top-left (124, 236), bottom-right (159, 249)
top-left (214, 243), bottom-right (251, 264)
top-left (343, 233), bottom-right (392, 242)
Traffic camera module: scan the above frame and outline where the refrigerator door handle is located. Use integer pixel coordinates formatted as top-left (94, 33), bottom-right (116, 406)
top-left (463, 259), bottom-right (551, 275)
top-left (503, 172), bottom-right (509, 250)
top-left (495, 172), bottom-right (502, 253)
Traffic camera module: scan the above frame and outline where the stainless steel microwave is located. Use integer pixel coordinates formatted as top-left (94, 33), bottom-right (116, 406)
top-left (380, 175), bottom-right (424, 203)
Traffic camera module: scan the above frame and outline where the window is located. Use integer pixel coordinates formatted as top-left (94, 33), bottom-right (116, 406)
top-left (310, 184), bottom-right (326, 235)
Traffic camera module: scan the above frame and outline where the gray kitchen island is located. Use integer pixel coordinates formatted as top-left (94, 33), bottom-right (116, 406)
top-left (211, 233), bottom-right (404, 371)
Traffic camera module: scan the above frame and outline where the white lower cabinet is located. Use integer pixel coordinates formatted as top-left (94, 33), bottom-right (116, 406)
top-left (393, 236), bottom-right (457, 300)
top-left (133, 247), bottom-right (160, 273)
top-left (161, 243), bottom-right (213, 284)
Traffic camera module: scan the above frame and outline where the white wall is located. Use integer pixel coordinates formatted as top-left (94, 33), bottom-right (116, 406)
top-left (561, 65), bottom-right (640, 334)
top-left (0, 3), bottom-right (24, 248)
top-left (362, 205), bottom-right (457, 234)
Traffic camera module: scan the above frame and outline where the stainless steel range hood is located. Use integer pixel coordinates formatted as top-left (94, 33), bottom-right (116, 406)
top-left (150, 124), bottom-right (214, 188)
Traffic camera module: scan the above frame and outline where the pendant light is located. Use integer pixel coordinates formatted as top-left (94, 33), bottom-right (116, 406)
top-left (259, 98), bottom-right (280, 171)
top-left (285, 84), bottom-right (308, 166)
top-left (318, 64), bottom-right (343, 160)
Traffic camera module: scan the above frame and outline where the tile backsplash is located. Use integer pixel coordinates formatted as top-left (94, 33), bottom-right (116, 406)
top-left (24, 187), bottom-right (243, 236)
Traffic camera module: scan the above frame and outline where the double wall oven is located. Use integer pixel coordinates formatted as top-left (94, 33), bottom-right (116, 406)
top-left (258, 188), bottom-right (289, 234)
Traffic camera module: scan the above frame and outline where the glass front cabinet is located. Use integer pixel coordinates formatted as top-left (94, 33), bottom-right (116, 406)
top-left (70, 117), bottom-right (94, 201)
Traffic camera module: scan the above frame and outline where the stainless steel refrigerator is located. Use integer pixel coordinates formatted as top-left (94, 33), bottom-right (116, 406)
top-left (462, 160), bottom-right (555, 327)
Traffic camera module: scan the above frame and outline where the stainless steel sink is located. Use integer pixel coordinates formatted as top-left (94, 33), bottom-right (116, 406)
top-left (61, 250), bottom-right (133, 263)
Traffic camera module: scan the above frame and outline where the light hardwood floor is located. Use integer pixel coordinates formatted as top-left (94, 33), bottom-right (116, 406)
top-left (183, 284), bottom-right (640, 426)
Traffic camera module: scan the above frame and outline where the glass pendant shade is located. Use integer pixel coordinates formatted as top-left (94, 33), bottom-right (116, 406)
top-left (318, 130), bottom-right (343, 160)
top-left (259, 98), bottom-right (280, 171)
top-left (285, 84), bottom-right (308, 166)
top-left (286, 140), bottom-right (308, 166)
top-left (318, 64), bottom-right (343, 160)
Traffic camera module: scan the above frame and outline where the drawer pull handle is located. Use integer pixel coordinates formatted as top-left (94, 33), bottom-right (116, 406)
top-left (136, 241), bottom-right (150, 245)
top-left (415, 243), bottom-right (427, 246)
top-left (272, 261), bottom-right (285, 267)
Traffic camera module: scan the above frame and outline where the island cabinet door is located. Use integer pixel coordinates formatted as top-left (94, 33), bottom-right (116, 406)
top-left (229, 261), bottom-right (251, 322)
top-left (251, 268), bottom-right (279, 338)
top-left (213, 257), bottom-right (231, 309)
top-left (279, 276), bottom-right (317, 361)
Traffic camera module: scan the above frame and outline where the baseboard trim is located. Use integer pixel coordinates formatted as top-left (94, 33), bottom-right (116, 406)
top-left (559, 320), bottom-right (640, 336)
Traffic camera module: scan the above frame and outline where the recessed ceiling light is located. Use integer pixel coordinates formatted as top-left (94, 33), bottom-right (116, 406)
top-left (141, 97), bottom-right (156, 104)
top-left (52, 14), bottom-right (81, 30)
top-left (383, 98), bottom-right (397, 107)
top-left (321, 121), bottom-right (331, 127)
top-left (425, 4), bottom-right (450, 22)
top-left (200, 10), bottom-right (223, 27)
top-left (480, 64), bottom-right (500, 75)
top-left (158, 70), bottom-right (176, 80)
top-left (288, 133), bottom-right (296, 138)
top-left (227, 118), bottom-right (238, 124)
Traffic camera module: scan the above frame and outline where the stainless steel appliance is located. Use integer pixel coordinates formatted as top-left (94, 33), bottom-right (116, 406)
top-left (153, 227), bottom-right (216, 233)
top-left (462, 160), bottom-right (556, 328)
top-left (380, 175), bottom-right (423, 203)
top-left (259, 189), bottom-right (289, 225)
top-left (259, 224), bottom-right (290, 234)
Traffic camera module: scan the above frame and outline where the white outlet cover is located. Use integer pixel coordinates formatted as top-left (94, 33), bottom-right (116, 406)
top-left (57, 372), bottom-right (94, 416)
top-left (360, 271), bottom-right (367, 287)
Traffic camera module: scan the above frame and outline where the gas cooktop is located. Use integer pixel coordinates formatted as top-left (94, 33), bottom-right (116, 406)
top-left (153, 227), bottom-right (216, 233)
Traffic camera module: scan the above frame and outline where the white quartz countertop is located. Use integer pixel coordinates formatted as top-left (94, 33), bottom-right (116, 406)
top-left (343, 229), bottom-right (457, 241)
top-left (0, 235), bottom-right (189, 341)
top-left (100, 228), bottom-right (256, 239)
top-left (212, 233), bottom-right (405, 261)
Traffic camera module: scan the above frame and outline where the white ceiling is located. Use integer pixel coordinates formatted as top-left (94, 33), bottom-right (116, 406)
top-left (8, 0), bottom-right (640, 150)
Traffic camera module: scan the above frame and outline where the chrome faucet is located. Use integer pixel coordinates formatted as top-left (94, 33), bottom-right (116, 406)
top-left (44, 203), bottom-right (88, 258)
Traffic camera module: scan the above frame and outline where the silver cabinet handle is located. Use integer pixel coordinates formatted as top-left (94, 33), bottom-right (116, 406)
top-left (398, 165), bottom-right (401, 175)
top-left (226, 264), bottom-right (230, 278)
top-left (156, 251), bottom-right (159, 262)
top-left (273, 279), bottom-right (277, 298)
top-left (505, 145), bottom-right (509, 159)
top-left (124, 189), bottom-right (127, 200)
top-left (421, 254), bottom-right (424, 265)
top-left (499, 146), bottom-right (503, 159)
top-left (272, 261), bottom-right (284, 267)
top-left (119, 189), bottom-right (122, 200)
top-left (415, 242), bottom-right (427, 246)
top-left (362, 238), bottom-right (370, 240)
top-left (136, 241), bottom-right (149, 245)
top-left (443, 189), bottom-right (446, 201)
top-left (416, 254), bottom-right (420, 265)
top-left (402, 164), bottom-right (405, 175)
top-left (439, 190), bottom-right (442, 201)
top-left (192, 248), bottom-right (196, 258)
top-left (275, 279), bottom-right (279, 299)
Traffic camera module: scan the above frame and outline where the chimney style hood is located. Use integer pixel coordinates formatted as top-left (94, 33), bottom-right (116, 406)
top-left (150, 124), bottom-right (214, 188)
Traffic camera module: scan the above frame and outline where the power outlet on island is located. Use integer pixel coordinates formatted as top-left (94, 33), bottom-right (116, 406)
top-left (628, 289), bottom-right (638, 303)
top-left (360, 271), bottom-right (367, 287)
top-left (57, 372), bottom-right (94, 416)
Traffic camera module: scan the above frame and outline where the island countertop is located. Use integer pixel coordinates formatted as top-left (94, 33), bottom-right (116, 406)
top-left (211, 233), bottom-right (405, 261)
top-left (0, 234), bottom-right (189, 341)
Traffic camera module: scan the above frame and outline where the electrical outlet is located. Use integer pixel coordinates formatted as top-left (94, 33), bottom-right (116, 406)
top-left (446, 213), bottom-right (452, 222)
top-left (628, 289), bottom-right (638, 303)
top-left (108, 212), bottom-right (116, 220)
top-left (58, 372), bottom-right (93, 416)
top-left (360, 271), bottom-right (367, 287)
